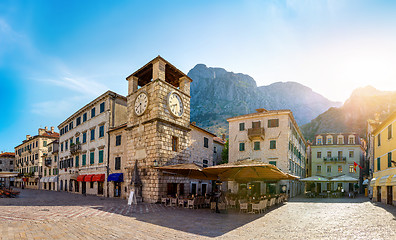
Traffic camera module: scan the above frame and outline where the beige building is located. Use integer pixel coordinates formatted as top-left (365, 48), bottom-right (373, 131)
top-left (213, 136), bottom-right (226, 165)
top-left (58, 91), bottom-right (127, 196)
top-left (227, 108), bottom-right (307, 197)
top-left (311, 133), bottom-right (366, 193)
top-left (41, 140), bottom-right (59, 191)
top-left (14, 127), bottom-right (59, 189)
top-left (108, 123), bottom-right (127, 199)
top-left (0, 152), bottom-right (15, 187)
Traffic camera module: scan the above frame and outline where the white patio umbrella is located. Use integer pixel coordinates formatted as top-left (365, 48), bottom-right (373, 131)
top-left (330, 175), bottom-right (358, 182)
top-left (300, 176), bottom-right (329, 182)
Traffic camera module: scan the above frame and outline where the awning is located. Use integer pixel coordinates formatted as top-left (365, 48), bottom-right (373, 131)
top-left (300, 176), bottom-right (329, 182)
top-left (379, 175), bottom-right (393, 186)
top-left (92, 174), bottom-right (105, 182)
top-left (370, 178), bottom-right (378, 187)
top-left (156, 163), bottom-right (217, 180)
top-left (362, 179), bottom-right (369, 185)
top-left (22, 178), bottom-right (28, 182)
top-left (107, 173), bottom-right (124, 182)
top-left (0, 172), bottom-right (19, 178)
top-left (330, 175), bottom-right (358, 182)
top-left (43, 177), bottom-right (50, 183)
top-left (77, 175), bottom-right (86, 182)
top-left (39, 177), bottom-right (46, 183)
top-left (84, 175), bottom-right (94, 182)
top-left (49, 176), bottom-right (58, 182)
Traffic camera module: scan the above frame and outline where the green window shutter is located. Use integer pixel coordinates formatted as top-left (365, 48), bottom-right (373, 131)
top-left (270, 140), bottom-right (276, 149)
top-left (82, 154), bottom-right (86, 166)
top-left (99, 150), bottom-right (104, 163)
top-left (254, 142), bottom-right (260, 150)
top-left (239, 123), bottom-right (245, 131)
top-left (76, 156), bottom-right (79, 167)
top-left (388, 152), bottom-right (392, 168)
top-left (377, 157), bottom-right (381, 171)
top-left (90, 152), bottom-right (95, 164)
top-left (239, 143), bottom-right (245, 151)
top-left (269, 161), bottom-right (276, 166)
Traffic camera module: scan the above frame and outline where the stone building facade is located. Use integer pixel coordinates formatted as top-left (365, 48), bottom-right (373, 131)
top-left (125, 56), bottom-right (193, 203)
top-left (14, 127), bottom-right (59, 189)
top-left (311, 133), bottom-right (366, 193)
top-left (41, 140), bottom-right (59, 191)
top-left (213, 137), bottom-right (226, 165)
top-left (227, 109), bottom-right (307, 197)
top-left (0, 152), bottom-right (15, 172)
top-left (57, 91), bottom-right (127, 196)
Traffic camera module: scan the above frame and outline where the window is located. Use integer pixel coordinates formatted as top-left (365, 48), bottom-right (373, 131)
top-left (203, 159), bottom-right (209, 168)
top-left (83, 132), bottom-right (87, 143)
top-left (99, 150), bottom-right (104, 163)
top-left (270, 140), bottom-right (276, 149)
top-left (65, 141), bottom-right (68, 150)
top-left (90, 151), bottom-right (95, 165)
top-left (317, 165), bottom-right (321, 173)
top-left (115, 157), bottom-right (121, 170)
top-left (326, 136), bottom-right (333, 144)
top-left (82, 154), bottom-right (86, 166)
top-left (349, 165), bottom-right (354, 173)
top-left (90, 182), bottom-right (94, 188)
top-left (388, 152), bottom-right (392, 168)
top-left (254, 141), bottom-right (260, 150)
top-left (75, 156), bottom-right (79, 167)
top-left (388, 125), bottom-right (393, 140)
top-left (269, 161), bottom-right (276, 166)
top-left (43, 141), bottom-right (47, 147)
top-left (337, 136), bottom-right (344, 144)
top-left (349, 151), bottom-right (354, 158)
top-left (349, 136), bottom-right (355, 144)
top-left (83, 113), bottom-right (87, 122)
top-left (61, 143), bottom-right (64, 152)
top-left (377, 157), bottom-right (381, 171)
top-left (76, 137), bottom-right (80, 144)
top-left (327, 151), bottom-right (332, 158)
top-left (116, 135), bottom-right (121, 146)
top-left (239, 123), bottom-right (245, 131)
top-left (100, 102), bottom-right (105, 113)
top-left (268, 119), bottom-right (279, 128)
top-left (65, 126), bottom-right (68, 133)
top-left (239, 142), bottom-right (245, 151)
top-left (76, 117), bottom-right (81, 126)
top-left (172, 136), bottom-right (178, 152)
top-left (70, 138), bottom-right (73, 146)
top-left (99, 125), bottom-right (104, 138)
top-left (214, 146), bottom-right (217, 153)
top-left (69, 122), bottom-right (73, 130)
top-left (90, 128), bottom-right (95, 141)
top-left (316, 137), bottom-right (322, 145)
top-left (317, 152), bottom-right (322, 158)
top-left (338, 165), bottom-right (342, 173)
top-left (327, 166), bottom-right (331, 173)
top-left (204, 137), bottom-right (209, 148)
top-left (338, 151), bottom-right (343, 159)
top-left (44, 169), bottom-right (47, 176)
top-left (91, 107), bottom-right (96, 118)
top-left (252, 121), bottom-right (261, 129)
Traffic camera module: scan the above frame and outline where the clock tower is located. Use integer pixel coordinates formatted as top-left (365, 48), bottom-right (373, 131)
top-left (125, 56), bottom-right (192, 203)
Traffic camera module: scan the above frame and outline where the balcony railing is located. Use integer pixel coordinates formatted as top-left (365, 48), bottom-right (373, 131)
top-left (45, 159), bottom-right (52, 166)
top-left (70, 143), bottom-right (82, 154)
top-left (247, 127), bottom-right (265, 140)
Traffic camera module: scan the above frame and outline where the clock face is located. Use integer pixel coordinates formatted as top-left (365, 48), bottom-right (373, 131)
top-left (134, 92), bottom-right (148, 116)
top-left (168, 91), bottom-right (183, 117)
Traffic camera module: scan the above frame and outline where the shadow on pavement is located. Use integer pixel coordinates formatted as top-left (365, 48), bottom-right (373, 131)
top-left (288, 194), bottom-right (370, 204)
top-left (370, 200), bottom-right (396, 220)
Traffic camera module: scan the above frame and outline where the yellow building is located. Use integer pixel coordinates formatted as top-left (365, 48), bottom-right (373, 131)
top-left (372, 111), bottom-right (396, 205)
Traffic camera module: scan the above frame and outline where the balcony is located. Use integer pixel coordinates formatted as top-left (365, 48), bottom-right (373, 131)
top-left (70, 143), bottom-right (82, 154)
top-left (45, 158), bottom-right (52, 166)
top-left (337, 157), bottom-right (346, 162)
top-left (248, 127), bottom-right (265, 140)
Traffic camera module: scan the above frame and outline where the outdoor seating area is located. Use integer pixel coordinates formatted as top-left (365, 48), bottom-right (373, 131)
top-left (0, 186), bottom-right (20, 198)
top-left (160, 193), bottom-right (288, 214)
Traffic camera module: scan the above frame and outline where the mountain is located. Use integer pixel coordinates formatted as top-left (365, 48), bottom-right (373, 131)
top-left (187, 64), bottom-right (341, 136)
top-left (301, 86), bottom-right (396, 141)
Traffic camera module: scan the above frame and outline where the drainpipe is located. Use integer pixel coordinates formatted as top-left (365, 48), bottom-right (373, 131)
top-left (107, 93), bottom-right (116, 197)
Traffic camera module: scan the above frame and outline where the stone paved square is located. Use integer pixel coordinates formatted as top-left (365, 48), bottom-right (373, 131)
top-left (1, 189), bottom-right (396, 239)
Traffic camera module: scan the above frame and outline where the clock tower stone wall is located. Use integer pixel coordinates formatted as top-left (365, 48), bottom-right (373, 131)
top-left (125, 57), bottom-right (192, 203)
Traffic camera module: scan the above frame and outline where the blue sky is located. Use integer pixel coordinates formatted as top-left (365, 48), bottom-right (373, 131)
top-left (1, 0), bottom-right (396, 151)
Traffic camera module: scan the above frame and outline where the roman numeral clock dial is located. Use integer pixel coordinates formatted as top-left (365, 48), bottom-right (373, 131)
top-left (167, 91), bottom-right (183, 118)
top-left (134, 92), bottom-right (148, 116)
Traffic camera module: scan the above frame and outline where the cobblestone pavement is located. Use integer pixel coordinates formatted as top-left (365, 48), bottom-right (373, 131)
top-left (1, 189), bottom-right (396, 239)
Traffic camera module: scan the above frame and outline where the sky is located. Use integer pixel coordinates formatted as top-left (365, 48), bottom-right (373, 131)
top-left (1, 0), bottom-right (396, 151)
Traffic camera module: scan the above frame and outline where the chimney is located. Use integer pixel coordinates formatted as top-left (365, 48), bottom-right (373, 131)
top-left (51, 126), bottom-right (54, 133)
top-left (26, 135), bottom-right (31, 140)
top-left (45, 126), bottom-right (48, 131)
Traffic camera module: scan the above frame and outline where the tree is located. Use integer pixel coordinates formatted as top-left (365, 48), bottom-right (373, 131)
top-left (220, 139), bottom-right (229, 164)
